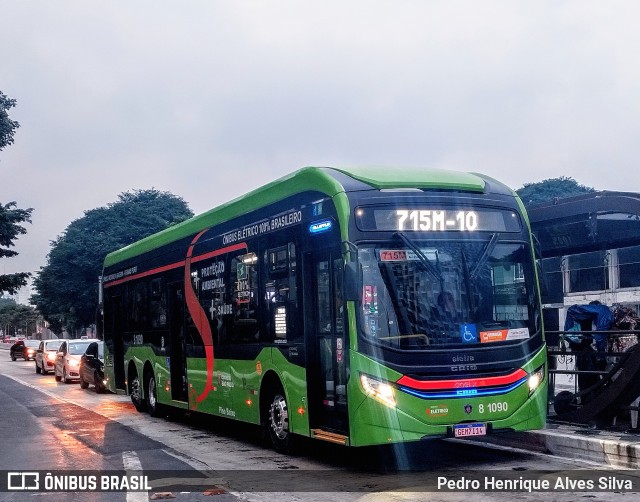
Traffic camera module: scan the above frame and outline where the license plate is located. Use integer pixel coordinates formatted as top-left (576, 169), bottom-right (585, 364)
top-left (453, 423), bottom-right (487, 438)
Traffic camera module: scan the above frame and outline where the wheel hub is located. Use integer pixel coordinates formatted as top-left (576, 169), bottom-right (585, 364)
top-left (269, 394), bottom-right (289, 439)
top-left (148, 379), bottom-right (156, 408)
top-left (131, 377), bottom-right (141, 402)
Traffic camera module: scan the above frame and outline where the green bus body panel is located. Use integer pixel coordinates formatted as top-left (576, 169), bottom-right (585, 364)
top-left (347, 347), bottom-right (547, 446)
top-left (123, 346), bottom-right (309, 433)
top-left (332, 166), bottom-right (486, 192)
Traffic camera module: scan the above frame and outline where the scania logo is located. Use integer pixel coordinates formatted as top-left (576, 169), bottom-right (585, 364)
top-left (464, 404), bottom-right (473, 415)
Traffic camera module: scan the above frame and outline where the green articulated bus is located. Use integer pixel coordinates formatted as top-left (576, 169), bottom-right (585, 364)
top-left (100, 166), bottom-right (547, 452)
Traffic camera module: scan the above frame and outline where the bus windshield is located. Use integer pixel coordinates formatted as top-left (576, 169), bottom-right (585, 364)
top-left (358, 236), bottom-right (540, 350)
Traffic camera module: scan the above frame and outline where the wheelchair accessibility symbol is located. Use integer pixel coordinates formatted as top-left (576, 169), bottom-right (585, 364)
top-left (460, 324), bottom-right (478, 343)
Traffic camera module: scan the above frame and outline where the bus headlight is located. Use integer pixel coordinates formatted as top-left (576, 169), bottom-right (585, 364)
top-left (528, 365), bottom-right (545, 395)
top-left (360, 374), bottom-right (396, 408)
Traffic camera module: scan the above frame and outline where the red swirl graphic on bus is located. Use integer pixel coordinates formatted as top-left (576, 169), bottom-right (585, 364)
top-left (184, 232), bottom-right (247, 408)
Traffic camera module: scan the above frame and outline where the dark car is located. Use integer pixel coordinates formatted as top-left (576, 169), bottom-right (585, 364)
top-left (79, 341), bottom-right (106, 393)
top-left (10, 339), bottom-right (40, 361)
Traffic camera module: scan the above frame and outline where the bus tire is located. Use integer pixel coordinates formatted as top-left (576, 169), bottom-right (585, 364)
top-left (263, 383), bottom-right (296, 454)
top-left (146, 372), bottom-right (163, 418)
top-left (130, 370), bottom-right (147, 412)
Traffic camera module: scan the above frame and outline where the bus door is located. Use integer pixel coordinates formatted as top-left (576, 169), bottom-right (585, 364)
top-left (168, 283), bottom-right (188, 402)
top-left (307, 249), bottom-right (349, 434)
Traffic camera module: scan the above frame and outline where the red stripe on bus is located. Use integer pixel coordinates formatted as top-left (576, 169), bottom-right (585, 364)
top-left (103, 242), bottom-right (248, 288)
top-left (396, 368), bottom-right (528, 391)
top-left (191, 243), bottom-right (247, 264)
top-left (103, 261), bottom-right (184, 288)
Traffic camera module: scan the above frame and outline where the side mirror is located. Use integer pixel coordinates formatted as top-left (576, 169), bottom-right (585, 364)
top-left (343, 262), bottom-right (361, 302)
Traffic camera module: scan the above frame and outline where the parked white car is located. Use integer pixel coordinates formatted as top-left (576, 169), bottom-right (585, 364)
top-left (35, 339), bottom-right (64, 375)
top-left (54, 339), bottom-right (99, 383)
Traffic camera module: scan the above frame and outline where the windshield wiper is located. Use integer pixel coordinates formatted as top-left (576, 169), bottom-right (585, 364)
top-left (470, 233), bottom-right (499, 279)
top-left (393, 232), bottom-right (442, 284)
top-left (461, 249), bottom-right (476, 315)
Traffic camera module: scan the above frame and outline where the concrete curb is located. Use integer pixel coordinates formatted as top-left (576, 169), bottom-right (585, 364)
top-left (480, 426), bottom-right (640, 468)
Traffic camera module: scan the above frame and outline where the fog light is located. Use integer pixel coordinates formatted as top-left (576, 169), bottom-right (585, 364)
top-left (360, 374), bottom-right (396, 408)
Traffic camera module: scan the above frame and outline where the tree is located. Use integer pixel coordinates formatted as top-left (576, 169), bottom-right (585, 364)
top-left (0, 302), bottom-right (40, 338)
top-left (516, 177), bottom-right (595, 206)
top-left (0, 92), bottom-right (30, 295)
top-left (0, 202), bottom-right (34, 294)
top-left (0, 91), bottom-right (20, 152)
top-left (32, 189), bottom-right (193, 335)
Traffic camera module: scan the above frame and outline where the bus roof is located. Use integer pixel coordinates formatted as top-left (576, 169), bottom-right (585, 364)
top-left (103, 166), bottom-right (489, 268)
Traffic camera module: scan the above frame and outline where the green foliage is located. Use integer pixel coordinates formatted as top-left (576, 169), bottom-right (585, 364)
top-left (32, 189), bottom-right (193, 334)
top-left (0, 302), bottom-right (40, 338)
top-left (0, 298), bottom-right (17, 311)
top-left (0, 202), bottom-right (33, 295)
top-left (0, 91), bottom-right (20, 152)
top-left (516, 176), bottom-right (595, 206)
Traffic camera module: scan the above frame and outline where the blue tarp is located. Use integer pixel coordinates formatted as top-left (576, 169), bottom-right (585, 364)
top-left (564, 304), bottom-right (614, 332)
top-left (564, 304), bottom-right (614, 351)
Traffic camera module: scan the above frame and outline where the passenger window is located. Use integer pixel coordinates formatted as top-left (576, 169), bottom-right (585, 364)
top-left (150, 278), bottom-right (167, 328)
top-left (265, 243), bottom-right (298, 341)
top-left (230, 252), bottom-right (260, 342)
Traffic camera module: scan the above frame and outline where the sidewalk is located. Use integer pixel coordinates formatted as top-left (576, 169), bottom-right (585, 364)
top-left (477, 422), bottom-right (640, 469)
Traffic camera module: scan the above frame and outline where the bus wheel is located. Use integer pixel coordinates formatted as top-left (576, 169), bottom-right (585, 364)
top-left (130, 372), bottom-right (147, 412)
top-left (265, 385), bottom-right (295, 454)
top-left (146, 373), bottom-right (163, 417)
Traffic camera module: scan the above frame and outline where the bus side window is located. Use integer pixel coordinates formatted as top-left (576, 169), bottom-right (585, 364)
top-left (127, 281), bottom-right (149, 331)
top-left (230, 251), bottom-right (260, 343)
top-left (150, 278), bottom-right (167, 328)
top-left (264, 243), bottom-right (299, 342)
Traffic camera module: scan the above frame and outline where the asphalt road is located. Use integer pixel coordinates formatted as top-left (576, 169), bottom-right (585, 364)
top-left (0, 347), bottom-right (637, 501)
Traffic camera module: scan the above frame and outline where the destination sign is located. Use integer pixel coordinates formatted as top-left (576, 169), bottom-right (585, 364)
top-left (355, 207), bottom-right (521, 233)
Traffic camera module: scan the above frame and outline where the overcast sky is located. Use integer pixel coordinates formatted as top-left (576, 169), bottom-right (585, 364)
top-left (2, 1), bottom-right (640, 288)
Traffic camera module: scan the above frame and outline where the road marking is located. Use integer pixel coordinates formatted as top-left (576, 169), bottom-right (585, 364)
top-left (0, 372), bottom-right (68, 403)
top-left (122, 451), bottom-right (149, 502)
